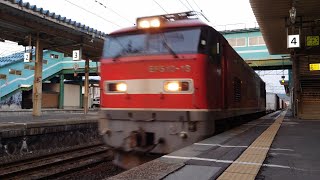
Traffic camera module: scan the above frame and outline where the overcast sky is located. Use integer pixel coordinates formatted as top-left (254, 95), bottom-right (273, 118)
top-left (0, 0), bottom-right (258, 54)
top-left (0, 0), bottom-right (287, 94)
top-left (1, 0), bottom-right (258, 56)
top-left (24, 0), bottom-right (258, 33)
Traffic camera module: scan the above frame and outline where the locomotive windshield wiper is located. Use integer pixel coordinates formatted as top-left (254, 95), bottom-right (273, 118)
top-left (162, 40), bottom-right (179, 59)
top-left (160, 34), bottom-right (179, 59)
top-left (111, 37), bottom-right (128, 61)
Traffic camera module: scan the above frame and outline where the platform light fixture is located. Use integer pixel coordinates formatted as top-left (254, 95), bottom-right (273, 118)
top-left (306, 36), bottom-right (320, 47)
top-left (309, 63), bottom-right (320, 71)
top-left (289, 6), bottom-right (296, 24)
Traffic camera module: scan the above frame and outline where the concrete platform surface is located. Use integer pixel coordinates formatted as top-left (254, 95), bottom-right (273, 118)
top-left (109, 110), bottom-right (320, 180)
top-left (257, 111), bottom-right (320, 180)
top-left (0, 109), bottom-right (99, 124)
top-left (109, 111), bottom-right (279, 180)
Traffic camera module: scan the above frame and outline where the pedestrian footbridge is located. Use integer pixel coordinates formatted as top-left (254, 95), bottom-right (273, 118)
top-left (0, 50), bottom-right (98, 101)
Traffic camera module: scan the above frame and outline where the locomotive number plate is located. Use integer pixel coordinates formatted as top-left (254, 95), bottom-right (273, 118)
top-left (149, 65), bottom-right (191, 73)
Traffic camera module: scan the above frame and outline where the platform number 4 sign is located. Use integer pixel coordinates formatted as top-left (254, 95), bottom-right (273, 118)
top-left (288, 35), bottom-right (300, 48)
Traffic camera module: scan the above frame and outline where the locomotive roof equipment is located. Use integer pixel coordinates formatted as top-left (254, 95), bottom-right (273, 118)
top-left (136, 11), bottom-right (209, 29)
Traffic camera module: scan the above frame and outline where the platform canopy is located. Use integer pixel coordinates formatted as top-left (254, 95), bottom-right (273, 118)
top-left (250, 0), bottom-right (320, 55)
top-left (0, 0), bottom-right (107, 60)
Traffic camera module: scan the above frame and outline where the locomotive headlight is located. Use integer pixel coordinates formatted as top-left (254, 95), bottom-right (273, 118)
top-left (150, 19), bottom-right (161, 27)
top-left (138, 20), bottom-right (150, 28)
top-left (164, 81), bottom-right (180, 92)
top-left (116, 83), bottom-right (127, 92)
top-left (107, 82), bottom-right (127, 93)
top-left (164, 81), bottom-right (190, 92)
top-left (137, 17), bottom-right (162, 29)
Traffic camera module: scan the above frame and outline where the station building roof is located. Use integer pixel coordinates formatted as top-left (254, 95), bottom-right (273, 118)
top-left (0, 0), bottom-right (107, 60)
top-left (0, 51), bottom-right (25, 67)
top-left (1, 0), bottom-right (107, 37)
top-left (250, 0), bottom-right (320, 55)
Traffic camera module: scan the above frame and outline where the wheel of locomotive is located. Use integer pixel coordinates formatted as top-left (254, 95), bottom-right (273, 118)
top-left (5, 141), bottom-right (17, 155)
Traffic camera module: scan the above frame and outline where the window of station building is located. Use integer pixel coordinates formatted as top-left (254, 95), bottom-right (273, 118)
top-left (9, 69), bottom-right (22, 75)
top-left (50, 54), bottom-right (59, 59)
top-left (248, 36), bottom-right (265, 46)
top-left (0, 74), bottom-right (6, 80)
top-left (24, 64), bottom-right (35, 70)
top-left (227, 38), bottom-right (236, 46)
top-left (227, 37), bottom-right (246, 47)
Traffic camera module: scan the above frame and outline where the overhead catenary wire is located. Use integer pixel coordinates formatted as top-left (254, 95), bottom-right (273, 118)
top-left (185, 0), bottom-right (211, 23)
top-left (177, 0), bottom-right (191, 11)
top-left (184, 0), bottom-right (201, 20)
top-left (152, 0), bottom-right (168, 14)
top-left (93, 0), bottom-right (134, 25)
top-left (191, 0), bottom-right (202, 12)
top-left (185, 0), bottom-right (195, 11)
top-left (65, 0), bottom-right (122, 28)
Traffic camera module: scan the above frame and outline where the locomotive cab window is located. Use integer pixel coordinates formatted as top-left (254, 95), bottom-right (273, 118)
top-left (103, 28), bottom-right (203, 58)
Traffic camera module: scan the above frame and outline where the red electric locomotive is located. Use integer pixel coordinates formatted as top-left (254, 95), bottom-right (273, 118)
top-left (99, 11), bottom-right (266, 168)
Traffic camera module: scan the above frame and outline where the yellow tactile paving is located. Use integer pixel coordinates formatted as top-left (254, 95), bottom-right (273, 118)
top-left (243, 148), bottom-right (268, 155)
top-left (256, 136), bottom-right (274, 142)
top-left (218, 172), bottom-right (256, 180)
top-left (250, 141), bottom-right (270, 148)
top-left (217, 111), bottom-right (286, 180)
top-left (225, 163), bottom-right (260, 175)
top-left (237, 154), bottom-right (266, 164)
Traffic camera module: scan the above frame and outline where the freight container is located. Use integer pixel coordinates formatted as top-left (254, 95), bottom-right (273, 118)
top-left (266, 92), bottom-right (279, 112)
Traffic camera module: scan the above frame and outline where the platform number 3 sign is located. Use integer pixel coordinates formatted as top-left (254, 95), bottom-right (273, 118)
top-left (73, 50), bottom-right (81, 61)
top-left (288, 35), bottom-right (300, 48)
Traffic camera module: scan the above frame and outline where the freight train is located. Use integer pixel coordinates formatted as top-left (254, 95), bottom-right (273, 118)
top-left (98, 11), bottom-right (266, 168)
top-left (266, 92), bottom-right (286, 112)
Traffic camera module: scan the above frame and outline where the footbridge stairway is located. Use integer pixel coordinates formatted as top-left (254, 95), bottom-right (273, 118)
top-left (0, 50), bottom-right (99, 101)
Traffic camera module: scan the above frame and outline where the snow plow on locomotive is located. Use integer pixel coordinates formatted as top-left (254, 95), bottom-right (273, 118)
top-left (98, 11), bottom-right (266, 168)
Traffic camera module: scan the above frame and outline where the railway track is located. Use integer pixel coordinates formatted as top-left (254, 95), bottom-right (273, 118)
top-left (0, 144), bottom-right (112, 179)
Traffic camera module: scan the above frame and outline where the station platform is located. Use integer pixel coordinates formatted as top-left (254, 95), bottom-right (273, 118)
top-left (109, 110), bottom-right (320, 180)
top-left (0, 109), bottom-right (99, 141)
top-left (0, 109), bottom-right (99, 124)
top-left (0, 109), bottom-right (100, 158)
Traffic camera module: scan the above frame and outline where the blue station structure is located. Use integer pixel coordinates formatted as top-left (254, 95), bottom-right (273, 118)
top-left (0, 50), bottom-right (99, 108)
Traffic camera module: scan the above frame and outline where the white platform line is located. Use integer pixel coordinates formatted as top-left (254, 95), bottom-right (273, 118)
top-left (194, 143), bottom-right (247, 148)
top-left (163, 155), bottom-right (233, 164)
top-left (163, 155), bottom-right (308, 171)
top-left (194, 143), bottom-right (294, 151)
